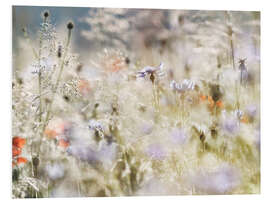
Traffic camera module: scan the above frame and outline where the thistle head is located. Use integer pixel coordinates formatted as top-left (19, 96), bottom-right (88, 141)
top-left (67, 22), bottom-right (74, 30)
top-left (42, 10), bottom-right (50, 22)
top-left (57, 44), bottom-right (62, 58)
top-left (43, 11), bottom-right (49, 18)
top-left (238, 58), bottom-right (247, 65)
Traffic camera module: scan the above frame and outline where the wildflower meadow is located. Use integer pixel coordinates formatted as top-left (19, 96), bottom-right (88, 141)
top-left (12, 7), bottom-right (260, 197)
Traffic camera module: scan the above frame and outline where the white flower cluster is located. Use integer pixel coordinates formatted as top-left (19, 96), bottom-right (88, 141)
top-left (170, 79), bottom-right (195, 93)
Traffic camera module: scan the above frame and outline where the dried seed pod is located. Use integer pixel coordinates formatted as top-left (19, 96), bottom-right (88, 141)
top-left (17, 78), bottom-right (23, 85)
top-left (138, 104), bottom-right (146, 113)
top-left (32, 157), bottom-right (39, 167)
top-left (43, 11), bottom-right (49, 19)
top-left (211, 128), bottom-right (218, 139)
top-left (57, 44), bottom-right (62, 58)
top-left (199, 132), bottom-right (206, 142)
top-left (111, 103), bottom-right (119, 116)
top-left (178, 15), bottom-right (184, 25)
top-left (239, 58), bottom-right (247, 70)
top-left (76, 63), bottom-right (83, 72)
top-left (63, 95), bottom-right (70, 102)
top-left (227, 25), bottom-right (233, 36)
top-left (210, 84), bottom-right (222, 102)
top-left (125, 57), bottom-right (130, 65)
top-left (12, 169), bottom-right (20, 182)
top-left (67, 22), bottom-right (74, 30)
top-left (45, 98), bottom-right (51, 104)
top-left (150, 73), bottom-right (155, 84)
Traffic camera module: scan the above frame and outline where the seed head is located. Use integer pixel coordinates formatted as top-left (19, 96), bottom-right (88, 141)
top-left (150, 73), bottom-right (155, 84)
top-left (17, 78), bottom-right (23, 85)
top-left (63, 95), bottom-right (70, 102)
top-left (125, 57), bottom-right (130, 65)
top-left (94, 103), bottom-right (99, 108)
top-left (67, 22), bottom-right (74, 30)
top-left (178, 15), bottom-right (184, 25)
top-left (210, 84), bottom-right (222, 102)
top-left (199, 132), bottom-right (206, 142)
top-left (12, 169), bottom-right (19, 182)
top-left (76, 64), bottom-right (83, 72)
top-left (43, 11), bottom-right (49, 18)
top-left (57, 45), bottom-right (62, 58)
top-left (227, 26), bottom-right (233, 36)
top-left (32, 157), bottom-right (39, 167)
top-left (239, 58), bottom-right (247, 66)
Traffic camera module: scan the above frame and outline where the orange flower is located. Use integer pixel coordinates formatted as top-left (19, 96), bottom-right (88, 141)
top-left (199, 94), bottom-right (207, 101)
top-left (208, 96), bottom-right (215, 108)
top-left (78, 79), bottom-right (91, 96)
top-left (110, 58), bottom-right (124, 72)
top-left (241, 115), bottom-right (249, 124)
top-left (17, 157), bottom-right (27, 164)
top-left (216, 100), bottom-right (224, 108)
top-left (100, 51), bottom-right (127, 73)
top-left (58, 139), bottom-right (69, 148)
top-left (205, 96), bottom-right (224, 109)
top-left (12, 137), bottom-right (26, 149)
top-left (44, 128), bottom-right (58, 139)
top-left (12, 147), bottom-right (22, 157)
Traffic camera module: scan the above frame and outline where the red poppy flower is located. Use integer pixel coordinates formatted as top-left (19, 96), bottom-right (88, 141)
top-left (44, 128), bottom-right (58, 139)
top-left (58, 139), bottom-right (69, 148)
top-left (78, 79), bottom-right (91, 96)
top-left (12, 147), bottom-right (22, 157)
top-left (12, 137), bottom-right (26, 149)
top-left (216, 100), bottom-right (224, 108)
top-left (17, 157), bottom-right (28, 164)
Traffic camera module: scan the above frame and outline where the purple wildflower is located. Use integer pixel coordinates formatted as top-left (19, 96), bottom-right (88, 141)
top-left (67, 144), bottom-right (99, 165)
top-left (137, 62), bottom-right (164, 78)
top-left (141, 123), bottom-right (153, 135)
top-left (246, 104), bottom-right (257, 118)
top-left (190, 164), bottom-right (240, 194)
top-left (45, 163), bottom-right (65, 180)
top-left (170, 128), bottom-right (187, 145)
top-left (223, 118), bottom-right (239, 134)
top-left (146, 144), bottom-right (166, 160)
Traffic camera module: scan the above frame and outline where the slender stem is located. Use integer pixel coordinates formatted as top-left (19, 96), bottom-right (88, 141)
top-left (38, 68), bottom-right (42, 123)
top-left (36, 19), bottom-right (46, 123)
top-left (230, 37), bottom-right (235, 70)
top-left (153, 82), bottom-right (159, 111)
top-left (225, 11), bottom-right (235, 70)
top-left (29, 19), bottom-right (45, 180)
top-left (43, 30), bottom-right (72, 130)
top-left (240, 70), bottom-right (242, 84)
top-left (180, 94), bottom-right (185, 125)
